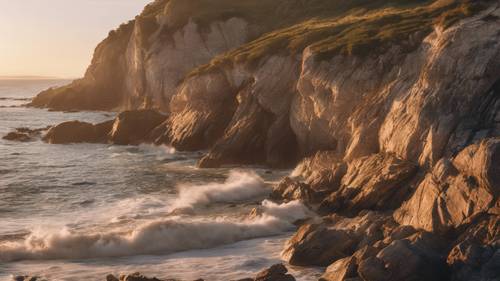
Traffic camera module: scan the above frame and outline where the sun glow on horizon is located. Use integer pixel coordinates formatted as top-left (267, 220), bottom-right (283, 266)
top-left (0, 0), bottom-right (151, 78)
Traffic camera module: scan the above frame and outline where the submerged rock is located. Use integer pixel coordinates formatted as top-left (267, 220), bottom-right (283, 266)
top-left (3, 126), bottom-right (51, 142)
top-left (3, 131), bottom-right (33, 142)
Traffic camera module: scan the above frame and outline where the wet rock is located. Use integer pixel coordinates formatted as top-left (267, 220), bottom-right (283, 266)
top-left (394, 158), bottom-right (495, 233)
top-left (3, 131), bottom-right (32, 142)
top-left (43, 120), bottom-right (113, 144)
top-left (3, 126), bottom-right (51, 142)
top-left (270, 177), bottom-right (316, 204)
top-left (109, 110), bottom-right (167, 145)
top-left (319, 153), bottom-right (417, 214)
top-left (254, 264), bottom-right (295, 281)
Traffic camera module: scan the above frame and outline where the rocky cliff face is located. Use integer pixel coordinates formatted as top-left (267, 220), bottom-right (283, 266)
top-left (29, 0), bottom-right (500, 280)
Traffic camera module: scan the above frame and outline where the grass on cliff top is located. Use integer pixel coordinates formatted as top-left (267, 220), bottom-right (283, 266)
top-left (186, 0), bottom-right (487, 77)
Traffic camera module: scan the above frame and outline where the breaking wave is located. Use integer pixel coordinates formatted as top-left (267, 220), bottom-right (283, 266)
top-left (172, 170), bottom-right (269, 210)
top-left (0, 200), bottom-right (311, 262)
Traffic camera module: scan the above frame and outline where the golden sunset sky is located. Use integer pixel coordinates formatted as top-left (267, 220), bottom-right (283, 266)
top-left (0, 0), bottom-right (151, 78)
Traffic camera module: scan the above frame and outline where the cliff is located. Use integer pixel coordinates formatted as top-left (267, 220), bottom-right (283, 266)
top-left (29, 1), bottom-right (500, 280)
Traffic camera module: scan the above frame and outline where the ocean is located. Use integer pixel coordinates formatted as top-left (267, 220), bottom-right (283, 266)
top-left (0, 79), bottom-right (321, 281)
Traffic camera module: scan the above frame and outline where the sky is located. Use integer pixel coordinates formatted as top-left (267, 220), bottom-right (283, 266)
top-left (0, 0), bottom-right (152, 78)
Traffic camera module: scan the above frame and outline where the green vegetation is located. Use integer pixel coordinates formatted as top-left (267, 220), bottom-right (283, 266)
top-left (182, 0), bottom-right (488, 77)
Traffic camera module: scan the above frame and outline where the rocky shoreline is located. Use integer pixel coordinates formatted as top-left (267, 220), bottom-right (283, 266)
top-left (6, 0), bottom-right (500, 280)
top-left (13, 264), bottom-right (297, 281)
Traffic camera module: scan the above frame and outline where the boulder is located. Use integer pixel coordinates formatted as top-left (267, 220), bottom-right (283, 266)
top-left (109, 110), bottom-right (167, 145)
top-left (43, 120), bottom-right (113, 144)
top-left (254, 264), bottom-right (295, 281)
top-left (394, 158), bottom-right (495, 233)
top-left (282, 223), bottom-right (357, 266)
top-left (319, 153), bottom-right (417, 214)
top-left (270, 177), bottom-right (317, 204)
top-left (3, 131), bottom-right (32, 142)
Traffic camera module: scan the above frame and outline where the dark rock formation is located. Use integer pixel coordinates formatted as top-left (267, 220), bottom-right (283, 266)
top-left (109, 110), bottom-right (167, 145)
top-left (3, 126), bottom-right (51, 142)
top-left (253, 264), bottom-right (295, 281)
top-left (43, 120), bottom-right (113, 144)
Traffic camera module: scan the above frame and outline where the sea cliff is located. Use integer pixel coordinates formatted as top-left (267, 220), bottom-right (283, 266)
top-left (28, 0), bottom-right (500, 280)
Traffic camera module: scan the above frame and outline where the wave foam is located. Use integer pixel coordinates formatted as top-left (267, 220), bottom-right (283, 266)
top-left (172, 170), bottom-right (269, 210)
top-left (0, 200), bottom-right (311, 262)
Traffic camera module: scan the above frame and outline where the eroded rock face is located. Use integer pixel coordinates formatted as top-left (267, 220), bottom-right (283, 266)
top-left (453, 138), bottom-right (500, 194)
top-left (282, 212), bottom-right (396, 266)
top-left (319, 153), bottom-right (417, 214)
top-left (394, 146), bottom-right (497, 233)
top-left (42, 120), bottom-right (113, 144)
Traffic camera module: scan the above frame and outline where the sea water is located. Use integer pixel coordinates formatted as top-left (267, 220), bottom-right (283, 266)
top-left (0, 79), bottom-right (321, 281)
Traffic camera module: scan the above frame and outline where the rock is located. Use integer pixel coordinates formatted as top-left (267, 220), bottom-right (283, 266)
top-left (292, 151), bottom-right (347, 192)
top-left (394, 158), bottom-right (495, 233)
top-left (3, 126), bottom-right (52, 142)
top-left (109, 110), bottom-right (167, 145)
top-left (357, 232), bottom-right (449, 281)
top-left (119, 273), bottom-right (162, 281)
top-left (453, 138), bottom-right (500, 194)
top-left (13, 277), bottom-right (46, 281)
top-left (3, 132), bottom-right (32, 142)
top-left (254, 264), bottom-right (295, 281)
top-left (319, 256), bottom-right (358, 281)
top-left (270, 177), bottom-right (316, 204)
top-left (43, 120), bottom-right (113, 144)
top-left (282, 223), bottom-right (357, 266)
top-left (446, 215), bottom-right (500, 281)
top-left (319, 153), bottom-right (417, 214)
top-left (106, 275), bottom-right (120, 281)
top-left (282, 212), bottom-right (394, 266)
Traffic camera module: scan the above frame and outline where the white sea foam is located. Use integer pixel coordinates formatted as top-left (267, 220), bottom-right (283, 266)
top-left (0, 200), bottom-right (311, 262)
top-left (172, 170), bottom-right (269, 210)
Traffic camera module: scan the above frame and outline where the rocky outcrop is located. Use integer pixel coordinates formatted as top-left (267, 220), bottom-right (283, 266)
top-left (43, 120), bottom-right (113, 144)
top-left (319, 153), bottom-right (417, 214)
top-left (42, 110), bottom-right (167, 145)
top-left (109, 110), bottom-right (167, 145)
top-left (394, 138), bottom-right (499, 234)
top-left (253, 264), bottom-right (296, 281)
